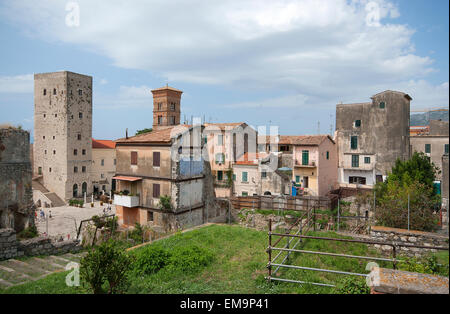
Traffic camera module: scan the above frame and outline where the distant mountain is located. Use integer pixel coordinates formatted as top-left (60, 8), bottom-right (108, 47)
top-left (410, 110), bottom-right (448, 126)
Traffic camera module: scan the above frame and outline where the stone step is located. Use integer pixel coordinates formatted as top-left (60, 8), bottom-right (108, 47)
top-left (0, 264), bottom-right (15, 273)
top-left (7, 259), bottom-right (51, 276)
top-left (31, 257), bottom-right (64, 271)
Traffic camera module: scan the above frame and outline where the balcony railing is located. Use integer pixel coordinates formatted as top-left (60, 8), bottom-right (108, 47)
top-left (113, 194), bottom-right (140, 208)
top-left (294, 160), bottom-right (316, 167)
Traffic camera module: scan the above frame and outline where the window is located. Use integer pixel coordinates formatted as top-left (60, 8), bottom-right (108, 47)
top-left (170, 103), bottom-right (175, 111)
top-left (53, 88), bottom-right (57, 95)
top-left (261, 171), bottom-right (267, 179)
top-left (82, 149), bottom-right (86, 155)
top-left (53, 150), bottom-right (56, 155)
top-left (217, 134), bottom-right (224, 146)
top-left (101, 159), bottom-right (104, 166)
top-left (302, 150), bottom-right (309, 165)
top-left (158, 103), bottom-right (162, 110)
top-left (158, 116), bottom-right (163, 125)
top-left (445, 144), bottom-right (449, 154)
top-left (49, 167), bottom-right (52, 172)
top-left (131, 151), bottom-right (138, 165)
top-left (77, 134), bottom-right (81, 140)
top-left (44, 150), bottom-right (47, 155)
top-left (79, 112), bottom-right (83, 119)
top-left (351, 136), bottom-right (358, 149)
top-left (352, 155), bottom-right (359, 167)
top-left (232, 174), bottom-right (236, 181)
top-left (355, 120), bottom-right (361, 127)
top-left (218, 171), bottom-right (223, 181)
top-left (74, 149), bottom-right (78, 155)
top-left (295, 176), bottom-right (300, 183)
top-left (242, 192), bottom-right (248, 196)
top-left (425, 144), bottom-right (431, 153)
top-left (74, 166), bottom-right (78, 173)
top-left (364, 157), bottom-right (371, 164)
top-left (78, 89), bottom-right (82, 96)
top-left (280, 145), bottom-right (289, 152)
top-left (43, 136), bottom-right (45, 139)
top-left (43, 114), bottom-right (46, 118)
top-left (379, 101), bottom-right (385, 109)
top-left (114, 159), bottom-right (116, 165)
top-left (102, 185), bottom-right (106, 192)
top-left (53, 136), bottom-right (55, 140)
top-left (38, 167), bottom-right (42, 175)
top-left (303, 176), bottom-right (309, 188)
top-left (170, 116), bottom-right (175, 125)
top-left (326, 151), bottom-right (329, 160)
top-left (73, 184), bottom-right (78, 198)
top-left (349, 176), bottom-right (366, 185)
top-left (43, 89), bottom-right (47, 96)
top-left (82, 166), bottom-right (86, 173)
top-left (82, 182), bottom-right (87, 195)
top-left (215, 153), bottom-right (225, 164)
top-left (101, 173), bottom-right (104, 178)
top-left (55, 114), bottom-right (57, 117)
top-left (153, 152), bottom-right (161, 167)
top-left (152, 184), bottom-right (160, 198)
top-left (242, 172), bottom-right (248, 182)
top-left (148, 211), bottom-right (154, 222)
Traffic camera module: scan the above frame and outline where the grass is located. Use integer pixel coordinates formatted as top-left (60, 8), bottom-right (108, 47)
top-left (1, 224), bottom-right (447, 294)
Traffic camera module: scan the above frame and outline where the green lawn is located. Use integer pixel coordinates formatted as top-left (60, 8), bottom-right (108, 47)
top-left (1, 224), bottom-right (446, 294)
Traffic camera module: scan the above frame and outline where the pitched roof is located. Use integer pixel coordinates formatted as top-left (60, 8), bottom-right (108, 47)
top-left (115, 125), bottom-right (191, 144)
top-left (258, 135), bottom-right (334, 146)
top-left (151, 86), bottom-right (183, 93)
top-left (234, 152), bottom-right (267, 166)
top-left (92, 139), bottom-right (116, 149)
top-left (203, 122), bottom-right (246, 130)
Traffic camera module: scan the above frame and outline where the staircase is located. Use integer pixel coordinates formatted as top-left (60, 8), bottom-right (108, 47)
top-left (32, 178), bottom-right (66, 208)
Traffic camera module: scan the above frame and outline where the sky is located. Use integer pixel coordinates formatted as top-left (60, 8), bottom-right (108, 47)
top-left (0, 0), bottom-right (448, 141)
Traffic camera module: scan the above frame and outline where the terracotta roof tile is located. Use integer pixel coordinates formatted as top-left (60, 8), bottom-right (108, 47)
top-left (92, 139), bottom-right (116, 149)
top-left (115, 125), bottom-right (191, 144)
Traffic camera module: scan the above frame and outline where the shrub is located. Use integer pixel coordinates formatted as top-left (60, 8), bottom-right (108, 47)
top-left (398, 255), bottom-right (449, 277)
top-left (333, 276), bottom-right (370, 294)
top-left (159, 195), bottom-right (173, 211)
top-left (129, 222), bottom-right (144, 243)
top-left (167, 245), bottom-right (215, 273)
top-left (133, 245), bottom-right (171, 275)
top-left (80, 239), bottom-right (133, 294)
top-left (17, 224), bottom-right (39, 239)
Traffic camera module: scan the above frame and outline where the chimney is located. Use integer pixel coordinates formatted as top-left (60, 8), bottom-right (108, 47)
top-left (126, 128), bottom-right (128, 139)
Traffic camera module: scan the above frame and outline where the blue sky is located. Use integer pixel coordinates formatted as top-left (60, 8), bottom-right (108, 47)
top-left (0, 0), bottom-right (448, 141)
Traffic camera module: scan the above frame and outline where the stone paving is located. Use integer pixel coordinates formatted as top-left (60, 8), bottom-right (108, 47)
top-left (0, 251), bottom-right (86, 289)
top-left (35, 201), bottom-right (116, 240)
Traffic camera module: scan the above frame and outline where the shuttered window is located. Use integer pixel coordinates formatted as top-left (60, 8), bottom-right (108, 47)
top-left (364, 157), bottom-right (371, 164)
top-left (351, 136), bottom-right (358, 149)
top-left (355, 120), bottom-right (361, 127)
top-left (242, 172), bottom-right (248, 182)
top-left (131, 151), bottom-right (138, 165)
top-left (352, 155), bottom-right (359, 167)
top-left (302, 150), bottom-right (309, 165)
top-left (425, 144), bottom-right (431, 153)
top-left (153, 152), bottom-right (160, 167)
top-left (445, 144), bottom-right (449, 154)
top-left (153, 184), bottom-right (160, 198)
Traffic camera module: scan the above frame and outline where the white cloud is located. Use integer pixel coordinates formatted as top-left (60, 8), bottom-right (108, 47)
top-left (0, 74), bottom-right (33, 93)
top-left (0, 0), bottom-right (446, 110)
top-left (95, 85), bottom-right (153, 109)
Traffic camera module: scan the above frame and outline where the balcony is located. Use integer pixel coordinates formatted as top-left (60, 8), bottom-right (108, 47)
top-left (294, 160), bottom-right (316, 168)
top-left (114, 194), bottom-right (140, 208)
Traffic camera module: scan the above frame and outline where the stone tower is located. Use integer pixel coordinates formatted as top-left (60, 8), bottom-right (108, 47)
top-left (34, 71), bottom-right (93, 201)
top-left (151, 86), bottom-right (182, 130)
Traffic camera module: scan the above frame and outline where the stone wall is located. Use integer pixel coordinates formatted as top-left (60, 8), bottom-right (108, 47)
top-left (0, 228), bottom-right (81, 261)
top-left (368, 226), bottom-right (448, 258)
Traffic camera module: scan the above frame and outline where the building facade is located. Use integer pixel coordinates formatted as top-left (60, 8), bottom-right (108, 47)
top-left (152, 86), bottom-right (182, 130)
top-left (92, 139), bottom-right (116, 195)
top-left (292, 135), bottom-right (338, 196)
top-left (336, 90), bottom-right (411, 189)
top-left (33, 71), bottom-right (93, 201)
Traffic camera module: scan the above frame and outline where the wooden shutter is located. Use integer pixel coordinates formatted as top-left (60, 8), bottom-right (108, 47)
top-left (153, 184), bottom-right (160, 198)
top-left (131, 151), bottom-right (138, 165)
top-left (153, 152), bottom-right (160, 167)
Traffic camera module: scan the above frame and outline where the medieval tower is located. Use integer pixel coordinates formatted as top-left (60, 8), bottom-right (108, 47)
top-left (151, 86), bottom-right (182, 130)
top-left (33, 71), bottom-right (93, 201)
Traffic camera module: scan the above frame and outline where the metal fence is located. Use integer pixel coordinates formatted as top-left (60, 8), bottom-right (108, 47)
top-left (265, 215), bottom-right (449, 288)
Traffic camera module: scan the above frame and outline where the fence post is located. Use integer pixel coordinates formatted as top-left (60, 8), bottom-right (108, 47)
top-left (337, 199), bottom-right (340, 232)
top-left (313, 206), bottom-right (316, 231)
top-left (407, 193), bottom-right (410, 231)
top-left (268, 219), bottom-right (272, 282)
top-left (392, 245), bottom-right (397, 270)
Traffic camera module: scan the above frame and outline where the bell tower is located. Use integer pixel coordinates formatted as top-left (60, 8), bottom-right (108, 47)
top-left (151, 85), bottom-right (182, 130)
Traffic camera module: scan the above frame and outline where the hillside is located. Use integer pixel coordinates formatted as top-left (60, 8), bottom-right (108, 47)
top-left (410, 111), bottom-right (448, 126)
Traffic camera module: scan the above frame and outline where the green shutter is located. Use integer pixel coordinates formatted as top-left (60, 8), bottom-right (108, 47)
top-left (326, 151), bottom-right (329, 160)
top-left (379, 102), bottom-right (385, 109)
top-left (355, 120), bottom-right (361, 127)
top-left (295, 176), bottom-right (300, 183)
top-left (364, 157), bottom-right (370, 164)
top-left (302, 150), bottom-right (309, 165)
top-left (445, 144), bottom-right (449, 154)
top-left (218, 171), bottom-right (223, 181)
top-left (425, 144), bottom-right (431, 153)
top-left (242, 192), bottom-right (248, 196)
top-left (232, 174), bottom-right (236, 181)
top-left (351, 136), bottom-right (358, 149)
top-left (242, 172), bottom-right (248, 182)
top-left (352, 155), bottom-right (359, 167)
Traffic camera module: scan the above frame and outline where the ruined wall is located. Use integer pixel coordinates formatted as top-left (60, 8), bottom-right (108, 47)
top-left (0, 127), bottom-right (34, 232)
top-left (0, 228), bottom-right (81, 261)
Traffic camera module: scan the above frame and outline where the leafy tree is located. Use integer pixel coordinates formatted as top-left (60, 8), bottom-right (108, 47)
top-left (80, 240), bottom-right (133, 294)
top-left (159, 195), bottom-right (173, 211)
top-left (135, 128), bottom-right (152, 136)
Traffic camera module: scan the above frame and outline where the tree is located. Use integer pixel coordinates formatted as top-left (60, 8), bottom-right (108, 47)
top-left (135, 128), bottom-right (152, 136)
top-left (80, 240), bottom-right (133, 294)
